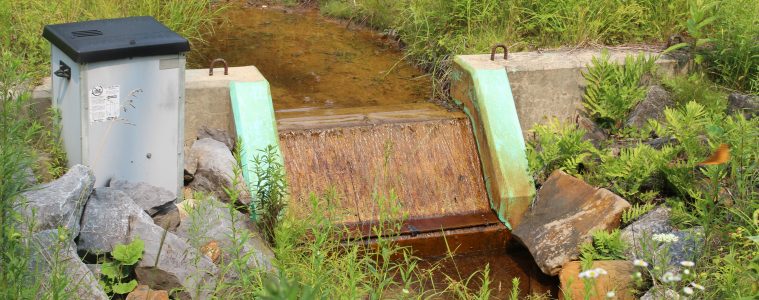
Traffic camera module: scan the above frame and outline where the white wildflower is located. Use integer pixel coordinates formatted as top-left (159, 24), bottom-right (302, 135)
top-left (652, 233), bottom-right (680, 243)
top-left (683, 269), bottom-right (691, 275)
top-left (579, 268), bottom-right (607, 279)
top-left (690, 283), bottom-right (705, 291)
top-left (661, 271), bottom-right (682, 283)
top-left (683, 287), bottom-right (694, 295)
top-left (606, 291), bottom-right (616, 298)
top-left (680, 261), bottom-right (695, 267)
top-left (633, 259), bottom-right (649, 267)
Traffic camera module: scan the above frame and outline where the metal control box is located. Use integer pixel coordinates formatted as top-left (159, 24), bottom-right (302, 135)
top-left (43, 16), bottom-right (189, 197)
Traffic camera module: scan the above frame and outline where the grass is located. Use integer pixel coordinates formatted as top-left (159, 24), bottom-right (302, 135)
top-left (310, 0), bottom-right (757, 99)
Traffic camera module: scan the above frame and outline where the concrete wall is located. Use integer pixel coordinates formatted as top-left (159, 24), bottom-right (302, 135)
top-left (456, 49), bottom-right (687, 133)
top-left (32, 50), bottom-right (687, 146)
top-left (33, 66), bottom-right (265, 150)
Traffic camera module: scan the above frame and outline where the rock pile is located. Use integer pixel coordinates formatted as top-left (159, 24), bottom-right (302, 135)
top-left (19, 150), bottom-right (272, 299)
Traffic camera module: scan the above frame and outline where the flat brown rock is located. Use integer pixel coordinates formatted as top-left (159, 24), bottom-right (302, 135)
top-left (126, 285), bottom-right (169, 300)
top-left (513, 170), bottom-right (631, 275)
top-left (559, 260), bottom-right (636, 300)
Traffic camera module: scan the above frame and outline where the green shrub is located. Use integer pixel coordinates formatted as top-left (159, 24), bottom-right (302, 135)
top-left (582, 51), bottom-right (658, 131)
top-left (579, 229), bottom-right (628, 261)
top-left (526, 118), bottom-right (598, 183)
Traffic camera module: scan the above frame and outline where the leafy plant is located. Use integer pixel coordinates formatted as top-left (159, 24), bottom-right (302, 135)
top-left (249, 144), bottom-right (288, 246)
top-left (99, 238), bottom-right (144, 295)
top-left (594, 144), bottom-right (675, 203)
top-left (526, 118), bottom-right (598, 183)
top-left (581, 51), bottom-right (658, 131)
top-left (622, 202), bottom-right (656, 225)
top-left (579, 229), bottom-right (628, 261)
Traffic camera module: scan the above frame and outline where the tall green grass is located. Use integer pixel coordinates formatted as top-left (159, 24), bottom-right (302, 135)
top-left (0, 0), bottom-right (224, 78)
top-left (314, 0), bottom-right (756, 96)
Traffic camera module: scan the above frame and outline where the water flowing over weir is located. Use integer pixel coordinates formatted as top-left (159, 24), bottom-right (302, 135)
top-left (200, 2), bottom-right (557, 297)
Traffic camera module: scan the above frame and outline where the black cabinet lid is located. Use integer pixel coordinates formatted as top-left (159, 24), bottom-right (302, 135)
top-left (43, 16), bottom-right (190, 64)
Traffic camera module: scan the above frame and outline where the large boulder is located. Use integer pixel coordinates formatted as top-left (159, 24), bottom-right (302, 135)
top-left (513, 170), bottom-right (631, 275)
top-left (78, 188), bottom-right (218, 299)
top-left (109, 179), bottom-right (180, 231)
top-left (176, 197), bottom-right (274, 271)
top-left (559, 260), bottom-right (636, 300)
top-left (20, 165), bottom-right (95, 237)
top-left (727, 92), bottom-right (758, 119)
top-left (621, 205), bottom-right (673, 257)
top-left (30, 229), bottom-right (108, 300)
top-left (109, 179), bottom-right (176, 214)
top-left (185, 138), bottom-right (251, 205)
top-left (197, 127), bottom-right (235, 151)
top-left (626, 85), bottom-right (674, 128)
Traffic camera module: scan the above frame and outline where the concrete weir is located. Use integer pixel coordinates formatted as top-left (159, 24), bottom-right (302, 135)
top-left (32, 48), bottom-right (681, 297)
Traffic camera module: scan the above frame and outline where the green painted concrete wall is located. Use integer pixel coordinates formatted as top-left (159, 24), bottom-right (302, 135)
top-left (230, 80), bottom-right (284, 220)
top-left (452, 56), bottom-right (536, 229)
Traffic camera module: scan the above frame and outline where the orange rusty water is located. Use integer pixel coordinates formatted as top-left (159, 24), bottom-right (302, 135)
top-left (191, 4), bottom-right (431, 112)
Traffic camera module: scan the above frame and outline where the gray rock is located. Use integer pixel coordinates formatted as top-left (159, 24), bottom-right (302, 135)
top-left (185, 138), bottom-right (251, 206)
top-left (197, 126), bottom-right (235, 151)
top-left (79, 188), bottom-right (218, 299)
top-left (576, 115), bottom-right (607, 147)
top-left (151, 203), bottom-right (181, 231)
top-left (622, 206), bottom-right (673, 257)
top-left (627, 85), bottom-right (674, 128)
top-left (30, 230), bottom-right (108, 300)
top-left (727, 92), bottom-right (758, 119)
top-left (669, 227), bottom-right (704, 265)
top-left (78, 188), bottom-right (145, 253)
top-left (512, 170), bottom-right (631, 275)
top-left (176, 198), bottom-right (274, 271)
top-left (20, 165), bottom-right (95, 237)
top-left (109, 179), bottom-right (176, 215)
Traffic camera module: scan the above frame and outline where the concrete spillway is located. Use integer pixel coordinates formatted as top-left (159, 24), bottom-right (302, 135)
top-left (277, 104), bottom-right (490, 226)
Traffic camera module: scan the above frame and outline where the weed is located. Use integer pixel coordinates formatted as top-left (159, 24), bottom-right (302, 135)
top-left (581, 50), bottom-right (658, 131)
top-left (248, 144), bottom-right (288, 246)
top-left (526, 118), bottom-right (598, 183)
top-left (622, 202), bottom-right (656, 225)
top-left (99, 238), bottom-right (144, 295)
top-left (580, 229), bottom-right (628, 261)
top-left (595, 144), bottom-right (675, 203)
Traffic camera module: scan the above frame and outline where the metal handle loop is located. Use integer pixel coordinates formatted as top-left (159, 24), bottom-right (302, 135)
top-left (490, 44), bottom-right (508, 61)
top-left (209, 58), bottom-right (229, 76)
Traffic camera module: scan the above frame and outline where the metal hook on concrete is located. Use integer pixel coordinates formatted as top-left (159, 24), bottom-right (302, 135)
top-left (490, 44), bottom-right (508, 61)
top-left (209, 58), bottom-right (228, 76)
top-left (665, 34), bottom-right (685, 49)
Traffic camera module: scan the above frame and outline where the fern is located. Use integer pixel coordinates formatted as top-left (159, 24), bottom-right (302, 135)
top-left (579, 229), bottom-right (628, 261)
top-left (526, 118), bottom-right (598, 183)
top-left (622, 202), bottom-right (656, 225)
top-left (582, 51), bottom-right (658, 131)
top-left (595, 143), bottom-right (675, 203)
